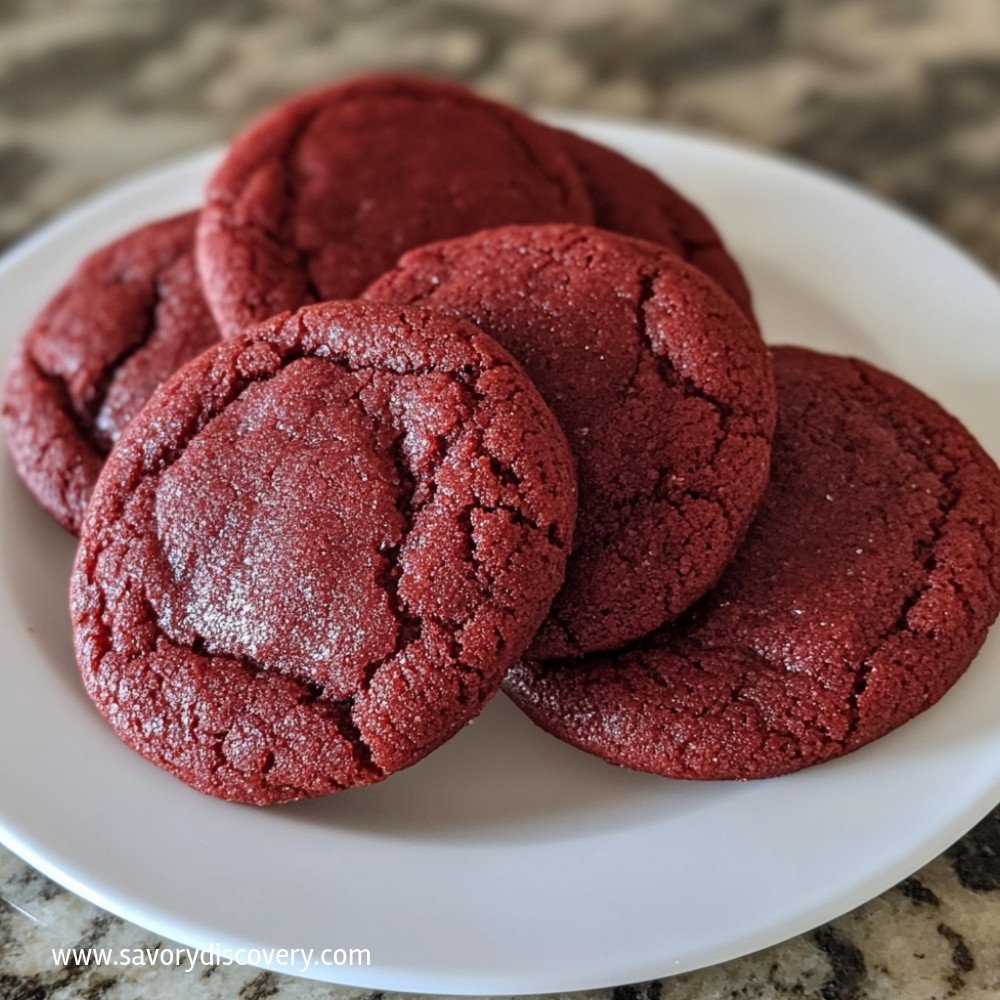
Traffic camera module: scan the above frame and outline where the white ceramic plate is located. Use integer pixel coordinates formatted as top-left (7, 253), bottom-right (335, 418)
top-left (2, 116), bottom-right (1000, 996)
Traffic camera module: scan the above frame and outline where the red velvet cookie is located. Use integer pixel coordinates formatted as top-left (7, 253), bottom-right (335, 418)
top-left (197, 74), bottom-right (593, 337)
top-left (2, 212), bottom-right (219, 534)
top-left (553, 128), bottom-right (755, 319)
top-left (365, 225), bottom-right (775, 658)
top-left (70, 301), bottom-right (577, 805)
top-left (505, 347), bottom-right (1000, 779)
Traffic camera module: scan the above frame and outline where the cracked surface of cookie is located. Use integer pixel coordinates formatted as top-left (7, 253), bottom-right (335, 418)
top-left (70, 301), bottom-right (577, 805)
top-left (365, 224), bottom-right (775, 658)
top-left (505, 347), bottom-right (1000, 779)
top-left (196, 74), bottom-right (593, 337)
top-left (553, 128), bottom-right (756, 320)
top-left (2, 212), bottom-right (219, 534)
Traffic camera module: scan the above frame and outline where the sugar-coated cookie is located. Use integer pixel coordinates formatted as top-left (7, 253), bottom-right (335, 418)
top-left (366, 224), bottom-right (775, 657)
top-left (71, 301), bottom-right (577, 804)
top-left (506, 347), bottom-right (1000, 778)
top-left (3, 212), bottom-right (218, 533)
top-left (197, 74), bottom-right (593, 336)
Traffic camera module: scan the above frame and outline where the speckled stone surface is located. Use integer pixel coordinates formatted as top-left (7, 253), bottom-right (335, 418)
top-left (3, 1), bottom-right (1000, 998)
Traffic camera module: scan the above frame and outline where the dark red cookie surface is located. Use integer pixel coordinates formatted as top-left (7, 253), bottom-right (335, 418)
top-left (2, 212), bottom-right (219, 534)
top-left (197, 74), bottom-right (594, 337)
top-left (505, 347), bottom-right (1000, 779)
top-left (70, 301), bottom-right (576, 805)
top-left (553, 128), bottom-right (755, 319)
top-left (365, 224), bottom-right (775, 659)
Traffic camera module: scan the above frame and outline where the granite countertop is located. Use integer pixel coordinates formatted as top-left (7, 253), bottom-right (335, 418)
top-left (4, 1), bottom-right (1000, 997)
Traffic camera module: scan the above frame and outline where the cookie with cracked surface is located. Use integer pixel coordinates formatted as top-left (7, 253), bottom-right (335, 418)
top-left (365, 224), bottom-right (775, 658)
top-left (197, 74), bottom-right (593, 337)
top-left (553, 128), bottom-right (755, 320)
top-left (70, 301), bottom-right (577, 805)
top-left (505, 347), bottom-right (1000, 779)
top-left (2, 212), bottom-right (219, 534)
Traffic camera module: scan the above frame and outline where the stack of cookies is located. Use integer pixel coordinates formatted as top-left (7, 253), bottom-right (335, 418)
top-left (5, 76), bottom-right (1000, 805)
